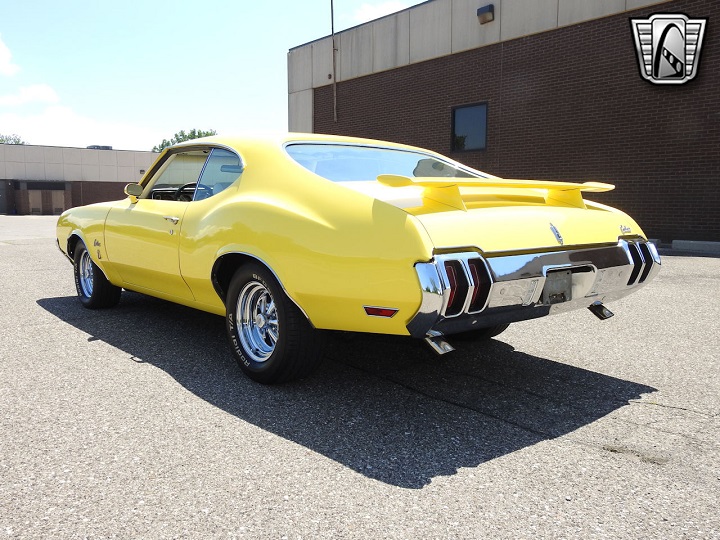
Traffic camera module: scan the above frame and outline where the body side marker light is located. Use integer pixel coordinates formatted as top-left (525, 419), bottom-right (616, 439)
top-left (364, 306), bottom-right (399, 318)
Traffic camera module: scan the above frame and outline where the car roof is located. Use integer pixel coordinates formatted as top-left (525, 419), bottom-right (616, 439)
top-left (172, 132), bottom-right (431, 154)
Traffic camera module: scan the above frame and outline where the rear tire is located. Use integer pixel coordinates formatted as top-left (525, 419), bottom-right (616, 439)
top-left (452, 323), bottom-right (510, 341)
top-left (73, 242), bottom-right (122, 309)
top-left (226, 264), bottom-right (323, 384)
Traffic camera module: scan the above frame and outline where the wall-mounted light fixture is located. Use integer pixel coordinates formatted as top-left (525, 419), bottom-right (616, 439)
top-left (477, 4), bottom-right (494, 24)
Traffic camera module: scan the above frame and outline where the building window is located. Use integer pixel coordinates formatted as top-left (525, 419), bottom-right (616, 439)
top-left (452, 103), bottom-right (487, 151)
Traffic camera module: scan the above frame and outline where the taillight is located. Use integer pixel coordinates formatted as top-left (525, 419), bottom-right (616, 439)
top-left (469, 262), bottom-right (480, 306)
top-left (626, 242), bottom-right (643, 285)
top-left (444, 260), bottom-right (468, 316)
top-left (445, 262), bottom-right (457, 309)
top-left (436, 253), bottom-right (493, 318)
top-left (467, 259), bottom-right (492, 313)
top-left (637, 242), bottom-right (654, 283)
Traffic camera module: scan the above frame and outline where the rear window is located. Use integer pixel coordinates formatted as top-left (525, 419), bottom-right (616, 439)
top-left (285, 143), bottom-right (483, 182)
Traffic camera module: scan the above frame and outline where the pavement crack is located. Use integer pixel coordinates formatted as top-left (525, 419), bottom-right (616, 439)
top-left (443, 365), bottom-right (631, 411)
top-left (628, 399), bottom-right (714, 418)
top-left (336, 360), bottom-right (554, 439)
top-left (601, 444), bottom-right (670, 465)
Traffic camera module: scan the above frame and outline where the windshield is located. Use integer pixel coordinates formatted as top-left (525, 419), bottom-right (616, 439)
top-left (285, 143), bottom-right (484, 182)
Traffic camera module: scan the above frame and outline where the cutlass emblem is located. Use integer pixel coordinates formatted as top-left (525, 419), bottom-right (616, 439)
top-left (550, 223), bottom-right (564, 245)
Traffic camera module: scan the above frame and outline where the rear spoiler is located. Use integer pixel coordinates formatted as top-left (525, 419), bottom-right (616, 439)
top-left (376, 174), bottom-right (614, 211)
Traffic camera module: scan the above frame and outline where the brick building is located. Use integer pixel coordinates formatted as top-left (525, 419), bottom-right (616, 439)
top-left (0, 144), bottom-right (155, 215)
top-left (288, 0), bottom-right (719, 243)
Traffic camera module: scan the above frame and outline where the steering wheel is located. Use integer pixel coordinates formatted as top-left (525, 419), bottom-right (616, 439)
top-left (174, 182), bottom-right (212, 202)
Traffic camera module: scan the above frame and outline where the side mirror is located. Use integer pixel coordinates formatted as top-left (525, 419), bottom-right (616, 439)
top-left (124, 183), bottom-right (143, 203)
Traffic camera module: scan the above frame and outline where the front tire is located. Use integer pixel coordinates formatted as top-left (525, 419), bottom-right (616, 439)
top-left (73, 242), bottom-right (122, 309)
top-left (226, 264), bottom-right (323, 384)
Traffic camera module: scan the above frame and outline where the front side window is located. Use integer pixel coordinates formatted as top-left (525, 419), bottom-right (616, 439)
top-left (286, 144), bottom-right (482, 182)
top-left (142, 151), bottom-right (208, 201)
top-left (452, 103), bottom-right (487, 152)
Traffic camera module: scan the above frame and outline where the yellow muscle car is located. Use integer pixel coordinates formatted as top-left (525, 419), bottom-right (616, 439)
top-left (56, 133), bottom-right (660, 383)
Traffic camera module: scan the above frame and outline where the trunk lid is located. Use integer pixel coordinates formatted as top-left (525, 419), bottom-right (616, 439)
top-left (412, 204), bottom-right (638, 253)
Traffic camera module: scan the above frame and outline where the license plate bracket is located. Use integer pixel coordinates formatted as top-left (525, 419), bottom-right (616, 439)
top-left (542, 269), bottom-right (573, 305)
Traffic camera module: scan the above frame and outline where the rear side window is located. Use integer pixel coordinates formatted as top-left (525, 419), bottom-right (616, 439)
top-left (286, 144), bottom-right (481, 182)
top-left (196, 148), bottom-right (243, 199)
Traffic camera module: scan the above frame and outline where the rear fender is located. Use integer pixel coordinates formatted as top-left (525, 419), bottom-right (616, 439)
top-left (211, 251), bottom-right (315, 326)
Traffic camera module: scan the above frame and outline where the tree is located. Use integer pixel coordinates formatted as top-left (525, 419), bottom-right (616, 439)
top-left (152, 129), bottom-right (217, 152)
top-left (0, 133), bottom-right (27, 144)
top-left (452, 135), bottom-right (467, 151)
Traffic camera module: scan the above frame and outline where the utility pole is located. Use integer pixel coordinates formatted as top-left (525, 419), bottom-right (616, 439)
top-left (331, 0), bottom-right (338, 122)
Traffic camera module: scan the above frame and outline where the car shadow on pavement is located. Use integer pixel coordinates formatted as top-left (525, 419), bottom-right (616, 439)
top-left (38, 292), bottom-right (656, 489)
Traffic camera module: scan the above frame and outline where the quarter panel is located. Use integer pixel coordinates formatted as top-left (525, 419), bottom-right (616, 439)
top-left (177, 150), bottom-right (434, 335)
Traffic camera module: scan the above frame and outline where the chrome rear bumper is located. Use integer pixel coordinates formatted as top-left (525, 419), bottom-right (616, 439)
top-left (407, 238), bottom-right (661, 338)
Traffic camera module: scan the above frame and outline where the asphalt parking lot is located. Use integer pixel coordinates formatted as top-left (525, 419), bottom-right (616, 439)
top-left (1, 215), bottom-right (718, 539)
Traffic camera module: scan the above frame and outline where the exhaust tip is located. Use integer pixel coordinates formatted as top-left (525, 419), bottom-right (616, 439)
top-left (424, 333), bottom-right (455, 355)
top-left (588, 301), bottom-right (614, 320)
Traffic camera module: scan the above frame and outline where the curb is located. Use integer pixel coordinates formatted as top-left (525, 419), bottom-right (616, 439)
top-left (670, 240), bottom-right (720, 255)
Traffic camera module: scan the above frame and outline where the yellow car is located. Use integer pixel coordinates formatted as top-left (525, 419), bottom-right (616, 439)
top-left (57, 133), bottom-right (660, 383)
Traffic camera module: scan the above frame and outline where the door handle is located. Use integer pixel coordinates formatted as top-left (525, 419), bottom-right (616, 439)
top-left (163, 216), bottom-right (180, 225)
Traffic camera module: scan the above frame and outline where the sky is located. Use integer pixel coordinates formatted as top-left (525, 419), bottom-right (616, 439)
top-left (0, 0), bottom-right (422, 151)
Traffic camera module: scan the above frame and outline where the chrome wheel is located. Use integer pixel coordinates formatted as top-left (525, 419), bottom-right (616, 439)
top-left (236, 281), bottom-right (279, 363)
top-left (72, 241), bottom-right (122, 309)
top-left (78, 249), bottom-right (94, 298)
top-left (226, 264), bottom-right (324, 383)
